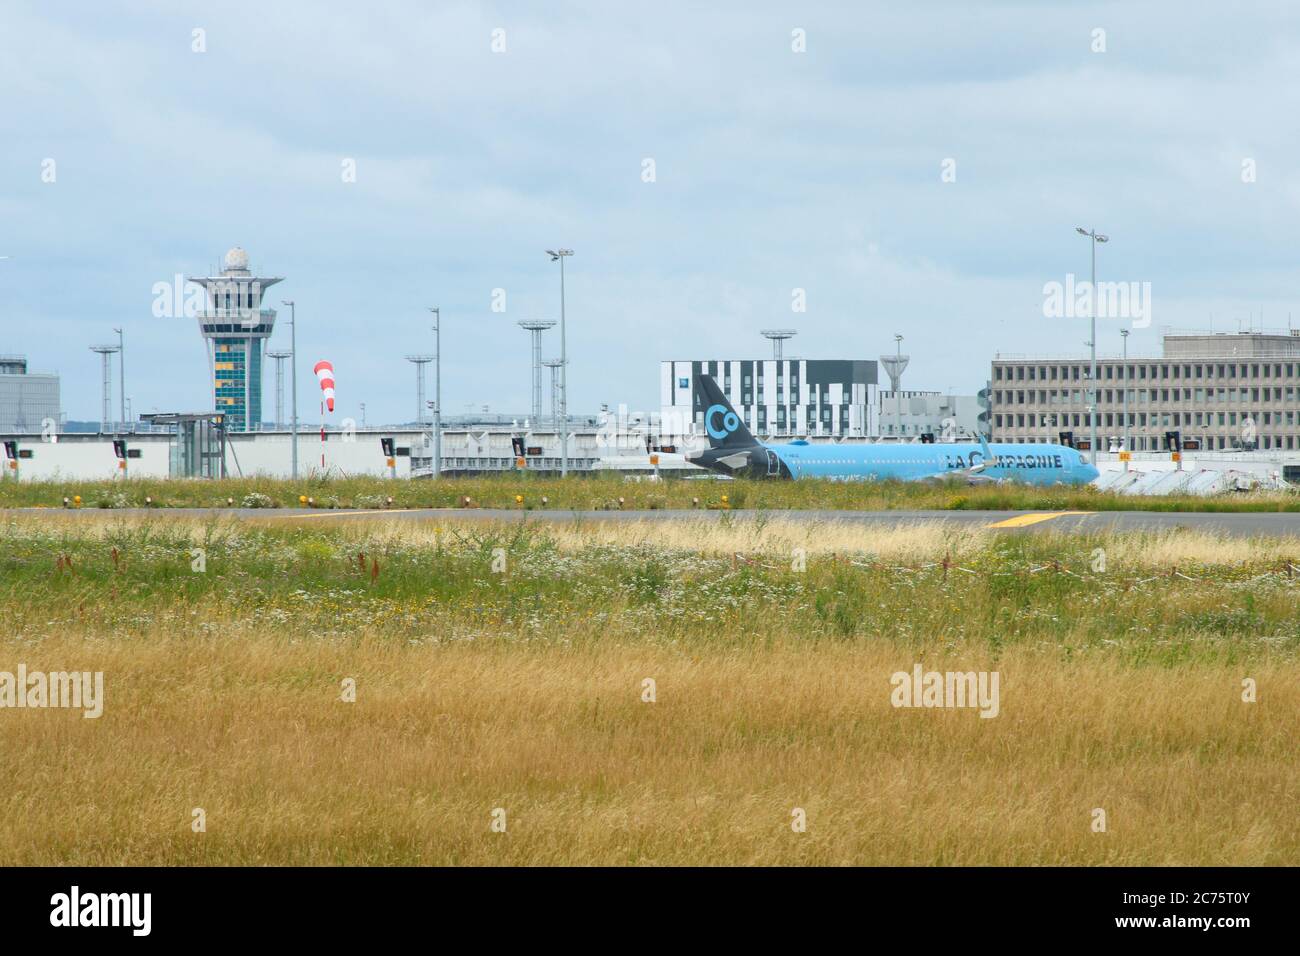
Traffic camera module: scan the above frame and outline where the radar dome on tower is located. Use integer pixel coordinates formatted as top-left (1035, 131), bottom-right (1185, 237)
top-left (223, 246), bottom-right (250, 272)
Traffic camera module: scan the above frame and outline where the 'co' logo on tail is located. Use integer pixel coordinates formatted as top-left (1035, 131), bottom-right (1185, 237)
top-left (706, 404), bottom-right (740, 439)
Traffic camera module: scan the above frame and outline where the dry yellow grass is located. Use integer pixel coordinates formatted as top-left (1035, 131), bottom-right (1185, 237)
top-left (2, 630), bottom-right (1295, 866)
top-left (343, 515), bottom-right (995, 563)
top-left (5, 510), bottom-right (993, 561)
top-left (3, 512), bottom-right (1296, 866)
top-left (1090, 528), bottom-right (1300, 568)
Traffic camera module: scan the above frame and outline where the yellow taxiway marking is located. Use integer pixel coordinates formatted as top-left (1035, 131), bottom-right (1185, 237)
top-left (985, 511), bottom-right (1094, 528)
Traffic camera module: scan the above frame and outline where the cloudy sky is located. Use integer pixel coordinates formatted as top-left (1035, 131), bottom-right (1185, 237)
top-left (3, 1), bottom-right (1298, 424)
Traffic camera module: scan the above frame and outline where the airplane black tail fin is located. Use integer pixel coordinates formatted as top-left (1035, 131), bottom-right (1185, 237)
top-left (695, 374), bottom-right (760, 449)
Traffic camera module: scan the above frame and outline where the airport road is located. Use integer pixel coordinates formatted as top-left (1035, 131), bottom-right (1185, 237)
top-left (5, 507), bottom-right (1300, 536)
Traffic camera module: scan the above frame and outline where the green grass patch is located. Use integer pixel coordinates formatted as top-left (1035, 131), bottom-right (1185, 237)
top-left (3, 518), bottom-right (1296, 664)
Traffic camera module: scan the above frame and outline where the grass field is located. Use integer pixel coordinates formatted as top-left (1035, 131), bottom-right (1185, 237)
top-left (1, 513), bottom-right (1296, 865)
top-left (2, 472), bottom-right (1300, 514)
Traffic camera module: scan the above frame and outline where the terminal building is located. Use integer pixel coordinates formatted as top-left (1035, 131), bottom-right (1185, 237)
top-left (190, 247), bottom-right (282, 432)
top-left (661, 359), bottom-right (878, 439)
top-left (990, 329), bottom-right (1300, 451)
top-left (0, 354), bottom-right (60, 433)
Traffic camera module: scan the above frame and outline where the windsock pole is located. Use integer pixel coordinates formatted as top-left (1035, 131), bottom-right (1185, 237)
top-left (313, 360), bottom-right (336, 475)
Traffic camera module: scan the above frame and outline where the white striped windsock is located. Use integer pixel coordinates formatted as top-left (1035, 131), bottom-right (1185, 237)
top-left (313, 360), bottom-right (335, 412)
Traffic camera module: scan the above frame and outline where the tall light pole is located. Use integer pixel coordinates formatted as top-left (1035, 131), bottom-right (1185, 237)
top-left (1076, 226), bottom-right (1109, 464)
top-left (518, 319), bottom-right (555, 423)
top-left (1120, 328), bottom-right (1130, 460)
top-left (895, 334), bottom-right (904, 438)
top-left (545, 249), bottom-right (573, 476)
top-left (89, 344), bottom-right (119, 434)
top-left (406, 355), bottom-right (434, 425)
top-left (543, 358), bottom-right (563, 448)
top-left (431, 308), bottom-right (442, 479)
top-left (113, 326), bottom-right (125, 431)
top-left (762, 330), bottom-right (798, 437)
top-left (282, 300), bottom-right (298, 479)
top-left (266, 349), bottom-right (291, 429)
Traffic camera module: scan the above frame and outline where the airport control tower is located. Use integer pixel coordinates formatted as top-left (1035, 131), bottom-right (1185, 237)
top-left (190, 247), bottom-right (283, 432)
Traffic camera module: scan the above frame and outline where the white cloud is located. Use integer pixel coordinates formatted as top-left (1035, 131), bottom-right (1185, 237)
top-left (1, 0), bottom-right (1298, 422)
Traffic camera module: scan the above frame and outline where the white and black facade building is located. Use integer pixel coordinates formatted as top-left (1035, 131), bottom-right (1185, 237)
top-left (661, 359), bottom-right (878, 439)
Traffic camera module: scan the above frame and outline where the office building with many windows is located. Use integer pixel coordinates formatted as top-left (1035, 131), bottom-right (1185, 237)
top-left (991, 330), bottom-right (1300, 451)
top-left (0, 355), bottom-right (60, 433)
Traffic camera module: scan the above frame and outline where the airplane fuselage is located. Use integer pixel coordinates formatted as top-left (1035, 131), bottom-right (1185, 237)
top-left (690, 440), bottom-right (1099, 486)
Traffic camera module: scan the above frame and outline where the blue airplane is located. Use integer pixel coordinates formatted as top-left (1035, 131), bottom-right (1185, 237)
top-left (684, 374), bottom-right (1099, 485)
